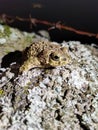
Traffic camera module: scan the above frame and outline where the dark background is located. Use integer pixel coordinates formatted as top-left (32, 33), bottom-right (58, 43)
top-left (0, 0), bottom-right (98, 43)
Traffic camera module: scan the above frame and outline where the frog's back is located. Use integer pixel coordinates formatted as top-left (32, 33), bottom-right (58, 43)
top-left (19, 41), bottom-right (71, 73)
top-left (24, 41), bottom-right (59, 58)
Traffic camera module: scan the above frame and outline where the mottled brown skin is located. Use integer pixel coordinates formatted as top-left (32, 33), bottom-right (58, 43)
top-left (19, 41), bottom-right (70, 73)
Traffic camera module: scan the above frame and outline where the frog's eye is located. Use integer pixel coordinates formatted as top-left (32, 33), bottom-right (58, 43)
top-left (50, 53), bottom-right (60, 61)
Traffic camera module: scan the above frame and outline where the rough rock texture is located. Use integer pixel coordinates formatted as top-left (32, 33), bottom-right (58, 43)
top-left (0, 24), bottom-right (98, 130)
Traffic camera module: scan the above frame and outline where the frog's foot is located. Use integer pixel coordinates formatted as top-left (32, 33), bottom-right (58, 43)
top-left (19, 57), bottom-right (41, 74)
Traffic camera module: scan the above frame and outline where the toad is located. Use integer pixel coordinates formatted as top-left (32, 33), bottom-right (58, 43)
top-left (19, 41), bottom-right (70, 73)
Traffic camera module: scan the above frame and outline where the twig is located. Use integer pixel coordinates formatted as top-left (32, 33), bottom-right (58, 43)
top-left (0, 14), bottom-right (98, 39)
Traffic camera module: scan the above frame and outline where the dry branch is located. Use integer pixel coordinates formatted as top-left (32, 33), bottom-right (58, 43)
top-left (0, 14), bottom-right (98, 39)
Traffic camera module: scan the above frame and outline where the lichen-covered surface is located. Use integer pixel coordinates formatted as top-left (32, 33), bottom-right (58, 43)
top-left (0, 24), bottom-right (98, 130)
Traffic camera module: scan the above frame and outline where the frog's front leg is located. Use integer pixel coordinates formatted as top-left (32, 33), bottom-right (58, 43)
top-left (19, 57), bottom-right (41, 73)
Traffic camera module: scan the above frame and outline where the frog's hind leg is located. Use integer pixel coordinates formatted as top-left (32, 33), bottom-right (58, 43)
top-left (19, 57), bottom-right (41, 73)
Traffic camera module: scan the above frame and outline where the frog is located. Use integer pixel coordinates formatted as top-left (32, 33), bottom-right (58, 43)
top-left (19, 41), bottom-right (71, 73)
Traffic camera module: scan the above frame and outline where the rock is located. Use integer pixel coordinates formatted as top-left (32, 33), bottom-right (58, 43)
top-left (0, 24), bottom-right (98, 130)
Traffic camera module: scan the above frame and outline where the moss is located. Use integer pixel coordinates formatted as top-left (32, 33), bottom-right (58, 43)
top-left (3, 25), bottom-right (11, 37)
top-left (25, 35), bottom-right (32, 42)
top-left (0, 25), bottom-right (11, 38)
top-left (0, 89), bottom-right (4, 96)
top-left (24, 85), bottom-right (29, 94)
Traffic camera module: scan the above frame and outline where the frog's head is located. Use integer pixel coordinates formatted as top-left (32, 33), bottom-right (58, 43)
top-left (38, 47), bottom-right (71, 67)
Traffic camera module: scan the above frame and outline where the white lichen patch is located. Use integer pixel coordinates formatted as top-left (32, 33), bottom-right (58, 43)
top-left (0, 24), bottom-right (5, 32)
top-left (69, 69), bottom-right (88, 89)
top-left (0, 25), bottom-right (98, 130)
top-left (0, 38), bottom-right (6, 44)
